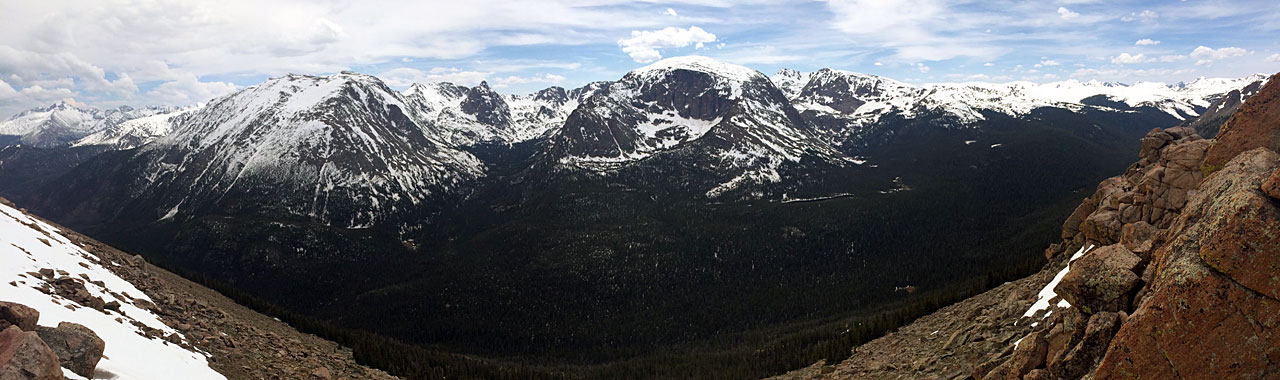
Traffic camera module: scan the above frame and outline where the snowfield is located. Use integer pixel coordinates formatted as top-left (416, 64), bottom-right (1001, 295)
top-left (0, 202), bottom-right (226, 380)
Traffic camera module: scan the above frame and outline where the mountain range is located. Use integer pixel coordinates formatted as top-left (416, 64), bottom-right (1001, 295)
top-left (0, 56), bottom-right (1270, 377)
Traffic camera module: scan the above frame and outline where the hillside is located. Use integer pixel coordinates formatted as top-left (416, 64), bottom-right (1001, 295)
top-left (775, 72), bottom-right (1280, 380)
top-left (0, 196), bottom-right (397, 379)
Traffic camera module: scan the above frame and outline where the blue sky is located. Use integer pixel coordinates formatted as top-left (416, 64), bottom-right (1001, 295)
top-left (2, 0), bottom-right (1279, 117)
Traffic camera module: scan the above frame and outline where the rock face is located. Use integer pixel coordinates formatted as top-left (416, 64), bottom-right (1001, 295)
top-left (1202, 73), bottom-right (1280, 171)
top-left (1095, 148), bottom-right (1280, 379)
top-left (0, 326), bottom-right (62, 380)
top-left (0, 302), bottom-right (39, 332)
top-left (1053, 245), bottom-right (1141, 314)
top-left (35, 322), bottom-right (105, 378)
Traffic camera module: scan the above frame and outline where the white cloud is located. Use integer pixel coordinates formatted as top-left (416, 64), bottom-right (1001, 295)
top-left (1057, 7), bottom-right (1080, 20)
top-left (665, 8), bottom-right (678, 17)
top-left (1190, 46), bottom-right (1250, 65)
top-left (983, 62), bottom-right (994, 67)
top-left (1268, 54), bottom-right (1280, 62)
top-left (1135, 39), bottom-right (1160, 46)
top-left (916, 63), bottom-right (930, 73)
top-left (1035, 59), bottom-right (1061, 67)
top-left (143, 73), bottom-right (238, 105)
top-left (1121, 10), bottom-right (1158, 22)
top-left (825, 0), bottom-right (1006, 61)
top-left (492, 73), bottom-right (566, 88)
top-left (1111, 53), bottom-right (1152, 65)
top-left (873, 62), bottom-right (883, 66)
top-left (618, 26), bottom-right (717, 63)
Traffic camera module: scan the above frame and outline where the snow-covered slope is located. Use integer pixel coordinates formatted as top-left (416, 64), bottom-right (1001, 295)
top-left (403, 81), bottom-right (605, 146)
top-left (771, 69), bottom-right (812, 100)
top-left (72, 105), bottom-right (202, 150)
top-left (0, 103), bottom-right (177, 148)
top-left (780, 69), bottom-right (1268, 129)
top-left (0, 201), bottom-right (225, 380)
top-left (125, 72), bottom-right (483, 227)
top-left (550, 56), bottom-right (845, 197)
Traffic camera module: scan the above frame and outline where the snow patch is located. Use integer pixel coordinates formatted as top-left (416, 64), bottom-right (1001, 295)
top-left (0, 202), bottom-right (226, 380)
top-left (1023, 245), bottom-right (1095, 319)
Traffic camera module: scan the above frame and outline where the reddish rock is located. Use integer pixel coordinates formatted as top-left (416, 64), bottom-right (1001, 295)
top-left (0, 302), bottom-right (39, 331)
top-left (1203, 73), bottom-right (1280, 172)
top-left (1139, 128), bottom-right (1175, 160)
top-left (1119, 222), bottom-right (1157, 256)
top-left (36, 322), bottom-right (105, 378)
top-left (0, 326), bottom-right (63, 380)
top-left (1050, 311), bottom-right (1119, 379)
top-left (986, 329), bottom-right (1047, 380)
top-left (1054, 244), bottom-right (1142, 314)
top-left (1263, 168), bottom-right (1280, 200)
top-left (1096, 148), bottom-right (1280, 380)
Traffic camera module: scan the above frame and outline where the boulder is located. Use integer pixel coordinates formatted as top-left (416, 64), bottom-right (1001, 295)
top-left (1096, 148), bottom-right (1280, 380)
top-left (1080, 211), bottom-right (1122, 245)
top-left (1139, 128), bottom-right (1174, 160)
top-left (1162, 138), bottom-right (1211, 172)
top-left (985, 329), bottom-right (1047, 380)
top-left (1050, 311), bottom-right (1119, 379)
top-left (1263, 168), bottom-right (1280, 200)
top-left (0, 326), bottom-right (62, 380)
top-left (1165, 126), bottom-right (1198, 140)
top-left (1054, 244), bottom-right (1141, 314)
top-left (1060, 199), bottom-right (1097, 241)
top-left (35, 322), bottom-right (105, 378)
top-left (0, 302), bottom-right (39, 331)
top-left (1119, 222), bottom-right (1157, 256)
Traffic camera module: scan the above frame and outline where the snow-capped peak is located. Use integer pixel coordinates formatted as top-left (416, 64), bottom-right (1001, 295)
top-left (1, 103), bottom-right (181, 148)
top-left (771, 68), bottom-right (812, 100)
top-left (630, 56), bottom-right (765, 84)
top-left (72, 105), bottom-right (202, 150)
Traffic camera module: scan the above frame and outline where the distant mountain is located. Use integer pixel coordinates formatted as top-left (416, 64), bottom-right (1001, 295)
top-left (549, 56), bottom-right (846, 198)
top-left (27, 72), bottom-right (485, 229)
top-left (71, 105), bottom-right (202, 150)
top-left (0, 102), bottom-right (178, 148)
top-left (403, 80), bottom-right (607, 146)
top-left (781, 68), bottom-right (1268, 151)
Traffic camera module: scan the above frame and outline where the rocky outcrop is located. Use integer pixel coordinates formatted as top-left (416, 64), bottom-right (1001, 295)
top-left (1094, 148), bottom-right (1280, 379)
top-left (1056, 126), bottom-right (1208, 257)
top-left (35, 322), bottom-right (105, 378)
top-left (0, 325), bottom-right (62, 380)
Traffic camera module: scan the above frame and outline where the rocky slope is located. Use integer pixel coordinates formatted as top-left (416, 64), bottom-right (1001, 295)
top-left (773, 72), bottom-right (1280, 380)
top-left (0, 196), bottom-right (398, 380)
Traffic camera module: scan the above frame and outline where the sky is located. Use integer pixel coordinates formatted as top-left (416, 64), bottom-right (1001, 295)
top-left (2, 0), bottom-right (1280, 118)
